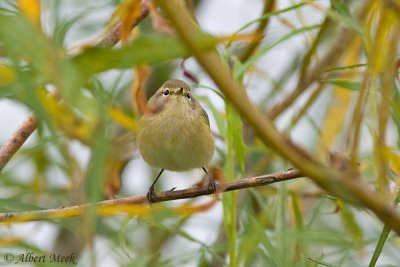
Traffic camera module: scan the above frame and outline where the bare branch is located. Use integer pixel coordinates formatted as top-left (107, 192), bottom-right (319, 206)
top-left (238, 0), bottom-right (275, 62)
top-left (0, 169), bottom-right (303, 224)
top-left (96, 5), bottom-right (149, 48)
top-left (267, 2), bottom-right (370, 120)
top-left (0, 113), bottom-right (38, 172)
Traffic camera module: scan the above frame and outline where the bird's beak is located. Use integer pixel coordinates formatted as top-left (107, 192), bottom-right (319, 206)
top-left (178, 87), bottom-right (184, 95)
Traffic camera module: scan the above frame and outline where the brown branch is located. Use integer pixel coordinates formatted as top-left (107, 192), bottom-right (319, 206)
top-left (267, 25), bottom-right (355, 120)
top-left (0, 4), bottom-right (150, 173)
top-left (0, 113), bottom-right (38, 172)
top-left (267, 2), bottom-right (371, 120)
top-left (238, 0), bottom-right (275, 62)
top-left (96, 5), bottom-right (149, 48)
top-left (0, 169), bottom-right (303, 224)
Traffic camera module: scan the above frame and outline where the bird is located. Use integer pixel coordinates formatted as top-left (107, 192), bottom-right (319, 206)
top-left (137, 79), bottom-right (215, 202)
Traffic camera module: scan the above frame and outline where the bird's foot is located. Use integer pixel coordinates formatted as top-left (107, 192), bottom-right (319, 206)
top-left (207, 180), bottom-right (217, 195)
top-left (146, 186), bottom-right (158, 203)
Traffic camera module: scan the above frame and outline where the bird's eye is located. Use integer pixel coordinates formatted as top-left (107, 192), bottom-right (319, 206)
top-left (163, 89), bottom-right (170, 96)
top-left (186, 92), bottom-right (191, 100)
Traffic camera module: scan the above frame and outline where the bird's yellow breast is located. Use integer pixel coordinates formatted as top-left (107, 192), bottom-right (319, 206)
top-left (138, 99), bottom-right (214, 171)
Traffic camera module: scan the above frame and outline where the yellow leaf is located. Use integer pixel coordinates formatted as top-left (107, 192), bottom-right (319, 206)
top-left (0, 236), bottom-right (23, 246)
top-left (382, 147), bottom-right (400, 173)
top-left (0, 199), bottom-right (218, 224)
top-left (220, 32), bottom-right (262, 44)
top-left (98, 204), bottom-right (151, 217)
top-left (318, 38), bottom-right (361, 155)
top-left (107, 107), bottom-right (138, 131)
top-left (38, 90), bottom-right (96, 144)
top-left (369, 4), bottom-right (398, 75)
top-left (112, 0), bottom-right (143, 43)
top-left (0, 65), bottom-right (16, 86)
top-left (132, 65), bottom-right (150, 115)
top-left (17, 0), bottom-right (41, 28)
top-left (176, 199), bottom-right (217, 215)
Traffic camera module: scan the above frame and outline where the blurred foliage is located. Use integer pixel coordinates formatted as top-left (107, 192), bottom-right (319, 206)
top-left (0, 0), bottom-right (400, 267)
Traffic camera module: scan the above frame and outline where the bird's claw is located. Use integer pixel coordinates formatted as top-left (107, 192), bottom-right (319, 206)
top-left (207, 180), bottom-right (217, 195)
top-left (146, 186), bottom-right (158, 203)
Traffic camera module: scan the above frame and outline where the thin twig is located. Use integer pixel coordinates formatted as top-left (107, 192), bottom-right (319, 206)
top-left (267, 2), bottom-right (371, 120)
top-left (238, 0), bottom-right (275, 62)
top-left (267, 25), bottom-right (355, 120)
top-left (96, 5), bottom-right (149, 48)
top-left (0, 113), bottom-right (38, 171)
top-left (0, 169), bottom-right (303, 223)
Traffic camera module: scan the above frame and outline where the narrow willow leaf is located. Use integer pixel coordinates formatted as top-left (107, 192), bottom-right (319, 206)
top-left (85, 132), bottom-right (110, 202)
top-left (17, 0), bottom-right (41, 27)
top-left (369, 188), bottom-right (400, 267)
top-left (226, 103), bottom-right (245, 174)
top-left (322, 63), bottom-right (367, 73)
top-left (38, 91), bottom-right (97, 145)
top-left (230, 1), bottom-right (309, 41)
top-left (291, 192), bottom-right (304, 228)
top-left (222, 103), bottom-right (240, 267)
top-left (222, 191), bottom-right (237, 267)
top-left (238, 212), bottom-right (280, 267)
top-left (341, 206), bottom-right (364, 249)
top-left (317, 38), bottom-right (362, 156)
top-left (0, 64), bottom-right (16, 87)
top-left (308, 257), bottom-right (337, 267)
top-left (234, 24), bottom-right (321, 78)
top-left (0, 13), bottom-right (82, 104)
top-left (323, 79), bottom-right (361, 91)
top-left (331, 0), bottom-right (363, 34)
top-left (108, 107), bottom-right (138, 131)
top-left (72, 35), bottom-right (219, 77)
top-left (199, 96), bottom-right (227, 138)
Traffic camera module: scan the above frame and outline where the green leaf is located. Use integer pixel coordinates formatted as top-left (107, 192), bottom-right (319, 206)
top-left (0, 198), bottom-right (42, 212)
top-left (341, 205), bottom-right (364, 249)
top-left (308, 257), bottom-right (337, 267)
top-left (85, 130), bottom-right (110, 202)
top-left (222, 102), bottom-right (246, 267)
top-left (331, 0), bottom-right (363, 34)
top-left (0, 14), bottom-right (51, 67)
top-left (72, 35), bottom-right (219, 77)
top-left (368, 188), bottom-right (400, 267)
top-left (232, 57), bottom-right (245, 82)
top-left (230, 1), bottom-right (309, 42)
top-left (234, 24), bottom-right (321, 78)
top-left (238, 212), bottom-right (281, 267)
top-left (223, 105), bottom-right (236, 267)
top-left (0, 12), bottom-right (82, 107)
top-left (291, 192), bottom-right (304, 229)
top-left (226, 103), bottom-right (246, 174)
top-left (222, 190), bottom-right (237, 267)
top-left (198, 93), bottom-right (227, 138)
top-left (323, 79), bottom-right (361, 91)
top-left (322, 63), bottom-right (367, 73)
top-left (390, 83), bottom-right (400, 148)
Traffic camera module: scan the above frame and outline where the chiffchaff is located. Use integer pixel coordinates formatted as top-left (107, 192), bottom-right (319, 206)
top-left (138, 79), bottom-right (215, 202)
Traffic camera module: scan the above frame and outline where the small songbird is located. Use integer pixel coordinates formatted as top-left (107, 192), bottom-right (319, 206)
top-left (137, 79), bottom-right (215, 202)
